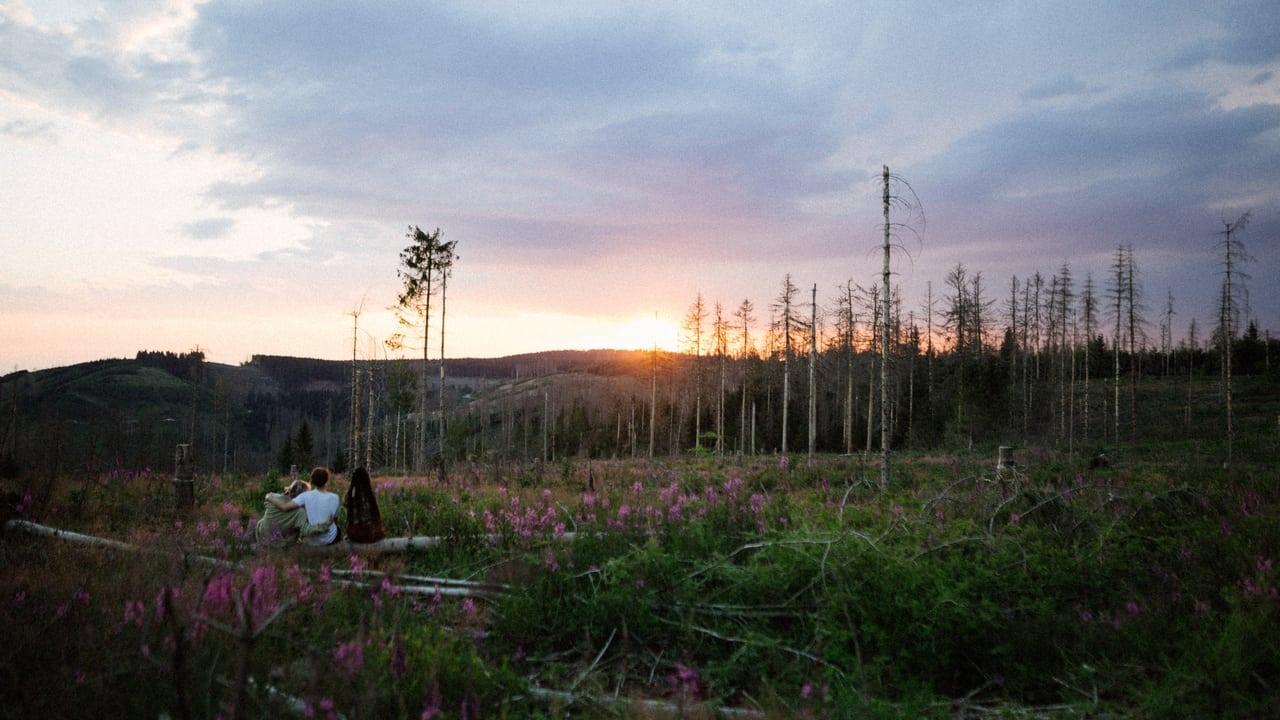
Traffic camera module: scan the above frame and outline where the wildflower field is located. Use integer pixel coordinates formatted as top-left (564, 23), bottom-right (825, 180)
top-left (2, 445), bottom-right (1279, 719)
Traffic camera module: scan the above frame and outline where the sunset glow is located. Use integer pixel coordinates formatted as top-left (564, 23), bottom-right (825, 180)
top-left (1, 2), bottom-right (1277, 370)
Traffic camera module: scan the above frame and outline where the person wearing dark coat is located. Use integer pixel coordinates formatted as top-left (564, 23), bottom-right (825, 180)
top-left (344, 467), bottom-right (385, 544)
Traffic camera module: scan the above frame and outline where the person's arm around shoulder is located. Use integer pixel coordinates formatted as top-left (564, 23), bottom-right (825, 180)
top-left (266, 492), bottom-right (302, 512)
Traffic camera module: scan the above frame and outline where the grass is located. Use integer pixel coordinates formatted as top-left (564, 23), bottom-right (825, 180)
top-left (2, 437), bottom-right (1279, 718)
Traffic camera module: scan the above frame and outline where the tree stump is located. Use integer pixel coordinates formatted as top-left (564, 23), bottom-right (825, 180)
top-left (173, 444), bottom-right (194, 512)
top-left (997, 446), bottom-right (1014, 471)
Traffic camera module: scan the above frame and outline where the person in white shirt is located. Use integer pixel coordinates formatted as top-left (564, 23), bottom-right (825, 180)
top-left (265, 467), bottom-right (341, 546)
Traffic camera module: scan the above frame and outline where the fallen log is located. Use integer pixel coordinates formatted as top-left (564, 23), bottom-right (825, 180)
top-left (526, 686), bottom-right (764, 718)
top-left (4, 519), bottom-right (504, 600)
top-left (293, 531), bottom-right (580, 555)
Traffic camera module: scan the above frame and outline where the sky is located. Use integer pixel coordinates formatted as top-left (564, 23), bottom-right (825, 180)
top-left (1, 1), bottom-right (1278, 371)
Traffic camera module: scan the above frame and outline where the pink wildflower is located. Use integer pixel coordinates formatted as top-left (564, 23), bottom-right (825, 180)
top-left (461, 598), bottom-right (478, 618)
top-left (124, 599), bottom-right (146, 628)
top-left (349, 553), bottom-right (366, 579)
top-left (334, 640), bottom-right (364, 677)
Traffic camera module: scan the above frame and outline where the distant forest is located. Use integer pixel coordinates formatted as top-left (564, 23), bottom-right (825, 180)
top-left (1, 245), bottom-right (1276, 481)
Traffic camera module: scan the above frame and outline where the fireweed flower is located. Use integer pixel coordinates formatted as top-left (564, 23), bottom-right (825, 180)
top-left (461, 598), bottom-right (478, 618)
top-left (349, 553), bottom-right (366, 579)
top-left (203, 574), bottom-right (235, 616)
top-left (391, 636), bottom-right (407, 680)
top-left (124, 600), bottom-right (146, 628)
top-left (420, 681), bottom-right (443, 719)
top-left (334, 640), bottom-right (364, 677)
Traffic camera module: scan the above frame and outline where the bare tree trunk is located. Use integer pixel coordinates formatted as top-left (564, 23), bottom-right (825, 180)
top-left (1069, 312), bottom-right (1077, 456)
top-left (718, 351), bottom-right (725, 455)
top-left (865, 352), bottom-right (875, 456)
top-left (782, 295), bottom-right (791, 456)
top-left (845, 283), bottom-right (856, 454)
top-left (880, 165), bottom-right (892, 488)
top-left (365, 368), bottom-right (374, 469)
top-left (808, 284), bottom-right (817, 459)
top-left (419, 270), bottom-right (434, 473)
top-left (649, 340), bottom-right (657, 458)
top-left (439, 272), bottom-right (449, 465)
top-left (350, 311), bottom-right (360, 464)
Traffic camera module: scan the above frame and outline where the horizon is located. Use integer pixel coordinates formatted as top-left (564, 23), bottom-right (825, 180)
top-left (3, 2), bottom-right (1278, 371)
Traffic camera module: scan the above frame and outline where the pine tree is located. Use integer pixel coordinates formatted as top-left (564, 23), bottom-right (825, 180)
top-left (294, 421), bottom-right (314, 469)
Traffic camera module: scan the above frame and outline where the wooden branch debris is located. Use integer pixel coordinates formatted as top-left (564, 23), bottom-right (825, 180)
top-left (5, 519), bottom-right (504, 600)
top-left (526, 685), bottom-right (765, 719)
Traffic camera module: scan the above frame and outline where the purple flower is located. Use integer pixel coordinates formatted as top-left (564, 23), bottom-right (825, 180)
top-left (124, 599), bottom-right (146, 628)
top-left (334, 640), bottom-right (364, 677)
top-left (421, 681), bottom-right (442, 719)
top-left (391, 636), bottom-right (406, 680)
top-left (749, 493), bottom-right (766, 515)
top-left (800, 682), bottom-right (814, 699)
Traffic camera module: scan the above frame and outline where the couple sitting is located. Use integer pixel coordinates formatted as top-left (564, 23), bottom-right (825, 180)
top-left (256, 466), bottom-right (385, 546)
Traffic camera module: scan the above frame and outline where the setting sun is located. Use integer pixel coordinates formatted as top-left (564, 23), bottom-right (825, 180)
top-left (607, 314), bottom-right (681, 352)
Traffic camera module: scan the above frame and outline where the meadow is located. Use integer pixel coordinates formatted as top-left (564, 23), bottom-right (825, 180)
top-left (3, 432), bottom-right (1279, 719)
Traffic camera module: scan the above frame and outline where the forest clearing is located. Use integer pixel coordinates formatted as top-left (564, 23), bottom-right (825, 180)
top-left (3, 371), bottom-right (1280, 717)
top-left (5, 3), bottom-right (1280, 718)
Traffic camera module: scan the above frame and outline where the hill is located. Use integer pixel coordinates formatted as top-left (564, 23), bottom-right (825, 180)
top-left (0, 348), bottom-right (670, 478)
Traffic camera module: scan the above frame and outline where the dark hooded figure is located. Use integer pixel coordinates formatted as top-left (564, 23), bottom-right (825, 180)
top-left (344, 467), bottom-right (385, 544)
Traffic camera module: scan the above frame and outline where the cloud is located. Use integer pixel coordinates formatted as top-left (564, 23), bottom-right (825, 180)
top-left (181, 216), bottom-right (235, 240)
top-left (1250, 70), bottom-right (1274, 86)
top-left (4, 1), bottom-right (1280, 366)
top-left (1164, 1), bottom-right (1280, 69)
top-left (0, 119), bottom-right (55, 140)
top-left (1020, 76), bottom-right (1097, 101)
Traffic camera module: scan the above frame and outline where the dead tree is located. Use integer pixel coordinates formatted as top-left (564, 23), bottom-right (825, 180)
top-left (1080, 273), bottom-right (1098, 440)
top-left (1109, 246), bottom-right (1126, 443)
top-left (437, 240), bottom-right (459, 466)
top-left (1216, 212), bottom-right (1252, 463)
top-left (808, 284), bottom-right (818, 459)
top-left (734, 299), bottom-right (755, 455)
top-left (683, 294), bottom-right (708, 450)
top-left (771, 275), bottom-right (803, 455)
top-left (713, 302), bottom-right (729, 455)
top-left (880, 166), bottom-right (891, 487)
top-left (876, 166), bottom-right (923, 487)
